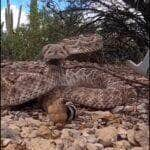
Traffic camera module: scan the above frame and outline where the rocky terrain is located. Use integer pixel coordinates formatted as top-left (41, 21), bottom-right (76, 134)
top-left (1, 64), bottom-right (149, 150)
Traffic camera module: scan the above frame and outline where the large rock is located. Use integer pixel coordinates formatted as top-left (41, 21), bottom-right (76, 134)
top-left (1, 127), bottom-right (20, 140)
top-left (86, 135), bottom-right (98, 143)
top-left (2, 142), bottom-right (26, 150)
top-left (73, 138), bottom-right (87, 149)
top-left (114, 140), bottom-right (131, 150)
top-left (134, 128), bottom-right (149, 149)
top-left (95, 126), bottom-right (118, 147)
top-left (127, 124), bottom-right (149, 149)
top-left (55, 139), bottom-right (64, 150)
top-left (127, 129), bottom-right (137, 145)
top-left (81, 130), bottom-right (97, 143)
top-left (61, 129), bottom-right (81, 140)
top-left (29, 138), bottom-right (56, 150)
top-left (37, 125), bottom-right (52, 139)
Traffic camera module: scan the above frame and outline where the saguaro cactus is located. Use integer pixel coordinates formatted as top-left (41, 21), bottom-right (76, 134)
top-left (17, 5), bottom-right (22, 29)
top-left (30, 0), bottom-right (39, 30)
top-left (5, 0), bottom-right (13, 34)
top-left (5, 0), bottom-right (22, 34)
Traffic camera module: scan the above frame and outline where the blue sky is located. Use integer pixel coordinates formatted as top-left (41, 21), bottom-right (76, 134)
top-left (1, 0), bottom-right (68, 12)
top-left (1, 0), bottom-right (68, 30)
top-left (1, 0), bottom-right (30, 12)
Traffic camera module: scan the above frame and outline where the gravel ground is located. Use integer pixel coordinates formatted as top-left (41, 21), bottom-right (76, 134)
top-left (1, 64), bottom-right (149, 150)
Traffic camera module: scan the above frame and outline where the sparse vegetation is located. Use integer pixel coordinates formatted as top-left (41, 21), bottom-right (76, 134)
top-left (1, 0), bottom-right (149, 62)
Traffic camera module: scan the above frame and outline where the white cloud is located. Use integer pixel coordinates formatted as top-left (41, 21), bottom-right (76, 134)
top-left (1, 5), bottom-right (29, 31)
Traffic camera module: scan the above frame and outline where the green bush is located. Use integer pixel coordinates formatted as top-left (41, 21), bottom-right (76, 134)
top-left (1, 19), bottom-right (69, 61)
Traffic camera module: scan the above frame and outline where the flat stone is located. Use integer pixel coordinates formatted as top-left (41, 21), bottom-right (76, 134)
top-left (20, 127), bottom-right (37, 138)
top-left (131, 147), bottom-right (144, 150)
top-left (87, 143), bottom-right (104, 150)
top-left (104, 148), bottom-right (114, 150)
top-left (8, 124), bottom-right (21, 132)
top-left (25, 117), bottom-right (41, 126)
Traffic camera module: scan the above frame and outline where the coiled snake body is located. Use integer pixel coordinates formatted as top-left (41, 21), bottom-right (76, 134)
top-left (1, 34), bottom-right (137, 110)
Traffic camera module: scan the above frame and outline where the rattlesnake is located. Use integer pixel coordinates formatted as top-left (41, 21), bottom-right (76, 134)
top-left (1, 60), bottom-right (137, 109)
top-left (1, 34), bottom-right (137, 110)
